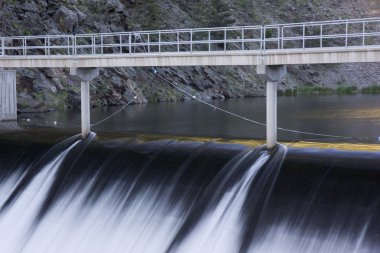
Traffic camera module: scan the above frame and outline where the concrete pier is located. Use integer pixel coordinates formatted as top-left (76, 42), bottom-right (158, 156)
top-left (70, 68), bottom-right (99, 138)
top-left (266, 81), bottom-right (277, 149)
top-left (0, 70), bottom-right (17, 121)
top-left (81, 81), bottom-right (90, 139)
top-left (258, 65), bottom-right (287, 149)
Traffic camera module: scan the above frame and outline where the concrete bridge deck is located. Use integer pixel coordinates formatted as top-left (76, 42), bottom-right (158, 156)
top-left (1, 47), bottom-right (380, 68)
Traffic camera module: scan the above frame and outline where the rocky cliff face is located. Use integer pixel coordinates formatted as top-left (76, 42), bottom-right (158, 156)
top-left (0, 0), bottom-right (379, 112)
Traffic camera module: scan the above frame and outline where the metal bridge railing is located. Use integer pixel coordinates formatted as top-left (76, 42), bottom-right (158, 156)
top-left (0, 17), bottom-right (380, 57)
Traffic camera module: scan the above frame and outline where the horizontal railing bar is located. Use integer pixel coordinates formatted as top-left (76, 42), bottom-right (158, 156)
top-left (0, 18), bottom-right (378, 40)
top-left (281, 21), bottom-right (375, 29)
top-left (281, 32), bottom-right (380, 41)
top-left (1, 17), bottom-right (380, 57)
top-left (3, 18), bottom-right (378, 40)
top-left (265, 17), bottom-right (380, 27)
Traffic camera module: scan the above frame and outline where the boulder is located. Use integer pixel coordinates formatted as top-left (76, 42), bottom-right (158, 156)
top-left (74, 7), bottom-right (87, 25)
top-left (33, 73), bottom-right (57, 94)
top-left (106, 0), bottom-right (124, 13)
top-left (52, 6), bottom-right (78, 33)
top-left (33, 0), bottom-right (48, 9)
top-left (52, 78), bottom-right (64, 91)
top-left (21, 2), bottom-right (39, 12)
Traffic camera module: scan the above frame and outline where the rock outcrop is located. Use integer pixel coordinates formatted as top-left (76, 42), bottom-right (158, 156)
top-left (0, 0), bottom-right (379, 112)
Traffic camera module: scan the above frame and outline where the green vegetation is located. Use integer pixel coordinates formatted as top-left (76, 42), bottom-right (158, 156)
top-left (278, 86), bottom-right (359, 96)
top-left (361, 86), bottom-right (380, 94)
top-left (18, 102), bottom-right (30, 110)
top-left (336, 86), bottom-right (357, 94)
top-left (176, 0), bottom-right (234, 28)
top-left (143, 0), bottom-right (164, 30)
top-left (206, 0), bottom-right (235, 27)
top-left (295, 86), bottom-right (334, 95)
top-left (53, 92), bottom-right (68, 111)
top-left (236, 0), bottom-right (251, 9)
top-left (13, 22), bottom-right (32, 36)
top-left (265, 29), bottom-right (274, 39)
top-left (278, 85), bottom-right (380, 96)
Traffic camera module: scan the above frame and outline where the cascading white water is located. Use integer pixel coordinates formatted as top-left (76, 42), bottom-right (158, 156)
top-left (0, 140), bottom-right (80, 253)
top-left (0, 142), bottom-right (78, 252)
top-left (0, 138), bottom-right (272, 253)
top-left (1, 134), bottom-right (379, 253)
top-left (248, 222), bottom-right (375, 253)
top-left (172, 152), bottom-right (269, 253)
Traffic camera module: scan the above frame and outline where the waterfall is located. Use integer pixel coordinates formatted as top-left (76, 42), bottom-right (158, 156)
top-left (0, 132), bottom-right (379, 253)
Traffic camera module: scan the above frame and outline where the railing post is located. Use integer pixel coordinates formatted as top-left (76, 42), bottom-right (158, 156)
top-left (242, 28), bottom-right (245, 50)
top-left (44, 37), bottom-right (47, 55)
top-left (148, 33), bottom-right (150, 53)
top-left (67, 36), bottom-right (70, 55)
top-left (190, 29), bottom-right (193, 52)
top-left (119, 35), bottom-right (122, 54)
top-left (224, 27), bottom-right (227, 51)
top-left (177, 32), bottom-right (180, 52)
top-left (320, 24), bottom-right (323, 48)
top-left (281, 26), bottom-right (284, 49)
top-left (92, 36), bottom-right (95, 55)
top-left (100, 34), bottom-right (104, 55)
top-left (2, 38), bottom-right (5, 56)
top-left (158, 31), bottom-right (161, 53)
top-left (47, 37), bottom-right (51, 55)
top-left (74, 36), bottom-right (77, 56)
top-left (71, 36), bottom-right (74, 56)
top-left (23, 38), bottom-right (26, 56)
top-left (363, 21), bottom-right (366, 46)
top-left (208, 30), bottom-right (211, 51)
top-left (277, 27), bottom-right (280, 50)
top-left (263, 27), bottom-right (266, 50)
top-left (345, 20), bottom-right (348, 48)
top-left (302, 23), bottom-right (305, 49)
top-left (129, 33), bottom-right (132, 54)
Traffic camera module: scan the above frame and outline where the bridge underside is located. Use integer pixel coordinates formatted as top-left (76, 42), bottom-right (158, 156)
top-left (0, 47), bottom-right (380, 68)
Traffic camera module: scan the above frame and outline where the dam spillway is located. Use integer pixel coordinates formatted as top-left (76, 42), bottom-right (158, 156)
top-left (0, 131), bottom-right (379, 253)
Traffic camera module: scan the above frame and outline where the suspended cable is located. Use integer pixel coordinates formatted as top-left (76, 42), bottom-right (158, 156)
top-left (132, 35), bottom-right (370, 141)
top-left (155, 73), bottom-right (370, 141)
top-left (91, 97), bottom-right (137, 127)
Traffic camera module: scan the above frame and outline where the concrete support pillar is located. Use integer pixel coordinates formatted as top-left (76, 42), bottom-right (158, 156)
top-left (81, 81), bottom-right (90, 138)
top-left (0, 70), bottom-right (17, 121)
top-left (257, 65), bottom-right (287, 149)
top-left (266, 81), bottom-right (277, 149)
top-left (70, 67), bottom-right (99, 138)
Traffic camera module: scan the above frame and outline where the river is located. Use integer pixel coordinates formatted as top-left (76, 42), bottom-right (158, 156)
top-left (1, 94), bottom-right (380, 253)
top-left (17, 94), bottom-right (380, 142)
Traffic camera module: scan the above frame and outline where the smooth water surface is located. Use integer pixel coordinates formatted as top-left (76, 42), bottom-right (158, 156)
top-left (18, 94), bottom-right (380, 141)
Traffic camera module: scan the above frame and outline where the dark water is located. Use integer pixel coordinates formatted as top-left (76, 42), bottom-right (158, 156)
top-left (4, 95), bottom-right (380, 251)
top-left (0, 131), bottom-right (380, 252)
top-left (18, 94), bottom-right (380, 142)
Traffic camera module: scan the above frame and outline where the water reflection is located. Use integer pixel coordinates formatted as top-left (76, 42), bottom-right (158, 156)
top-left (18, 94), bottom-right (380, 142)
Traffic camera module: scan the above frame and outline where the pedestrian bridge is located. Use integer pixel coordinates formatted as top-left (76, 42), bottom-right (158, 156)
top-left (1, 17), bottom-right (380, 68)
top-left (1, 17), bottom-right (380, 148)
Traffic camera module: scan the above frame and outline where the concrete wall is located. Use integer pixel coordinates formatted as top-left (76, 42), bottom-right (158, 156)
top-left (0, 70), bottom-right (17, 121)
